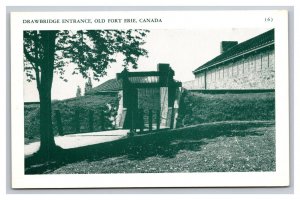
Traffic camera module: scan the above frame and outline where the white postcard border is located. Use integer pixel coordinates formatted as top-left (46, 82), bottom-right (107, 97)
top-left (11, 10), bottom-right (289, 188)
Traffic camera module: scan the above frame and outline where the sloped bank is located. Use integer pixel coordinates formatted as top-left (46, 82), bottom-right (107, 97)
top-left (24, 93), bottom-right (119, 144)
top-left (176, 90), bottom-right (275, 127)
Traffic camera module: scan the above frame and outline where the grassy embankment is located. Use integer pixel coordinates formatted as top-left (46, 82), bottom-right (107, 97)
top-left (24, 93), bottom-right (118, 144)
top-left (176, 91), bottom-right (275, 127)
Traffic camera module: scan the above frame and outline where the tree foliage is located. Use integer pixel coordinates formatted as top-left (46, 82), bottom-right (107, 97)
top-left (24, 29), bottom-right (149, 84)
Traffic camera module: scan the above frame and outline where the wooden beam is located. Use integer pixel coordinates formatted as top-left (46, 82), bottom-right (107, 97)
top-left (117, 71), bottom-right (159, 78)
top-left (128, 82), bottom-right (182, 88)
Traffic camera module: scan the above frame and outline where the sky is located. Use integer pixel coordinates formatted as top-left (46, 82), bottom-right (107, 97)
top-left (23, 28), bottom-right (270, 102)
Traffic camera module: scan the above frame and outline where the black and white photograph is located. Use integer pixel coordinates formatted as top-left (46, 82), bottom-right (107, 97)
top-left (10, 10), bottom-right (289, 188)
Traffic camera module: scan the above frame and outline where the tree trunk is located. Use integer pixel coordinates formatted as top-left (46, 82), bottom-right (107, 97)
top-left (37, 31), bottom-right (59, 158)
top-left (38, 85), bottom-right (56, 156)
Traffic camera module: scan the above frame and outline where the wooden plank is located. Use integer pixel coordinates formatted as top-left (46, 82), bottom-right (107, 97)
top-left (139, 109), bottom-right (144, 133)
top-left (156, 111), bottom-right (160, 130)
top-left (117, 71), bottom-right (159, 78)
top-left (148, 109), bottom-right (153, 131)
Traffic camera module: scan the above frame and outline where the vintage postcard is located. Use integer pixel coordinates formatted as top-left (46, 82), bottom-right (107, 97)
top-left (11, 10), bottom-right (289, 188)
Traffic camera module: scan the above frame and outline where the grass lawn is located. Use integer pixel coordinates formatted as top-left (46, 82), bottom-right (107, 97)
top-left (44, 121), bottom-right (275, 174)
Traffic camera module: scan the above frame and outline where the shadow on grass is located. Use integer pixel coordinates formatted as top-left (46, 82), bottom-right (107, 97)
top-left (25, 121), bottom-right (274, 174)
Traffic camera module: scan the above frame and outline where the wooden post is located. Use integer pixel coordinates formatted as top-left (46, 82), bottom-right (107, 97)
top-left (100, 110), bottom-right (105, 131)
top-left (148, 109), bottom-right (153, 132)
top-left (170, 107), bottom-right (175, 129)
top-left (156, 110), bottom-right (160, 130)
top-left (139, 109), bottom-right (144, 133)
top-left (88, 110), bottom-right (94, 132)
top-left (74, 109), bottom-right (80, 133)
top-left (167, 107), bottom-right (172, 128)
top-left (54, 110), bottom-right (63, 136)
top-left (130, 109), bottom-right (135, 133)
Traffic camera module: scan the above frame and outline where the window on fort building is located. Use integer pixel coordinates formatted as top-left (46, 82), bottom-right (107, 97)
top-left (232, 63), bottom-right (238, 76)
top-left (214, 69), bottom-right (216, 81)
top-left (228, 65), bottom-right (231, 77)
top-left (253, 55), bottom-right (257, 71)
top-left (262, 52), bottom-right (268, 70)
top-left (256, 54), bottom-right (262, 71)
top-left (242, 59), bottom-right (245, 74)
top-left (233, 63), bottom-right (237, 76)
top-left (220, 67), bottom-right (223, 79)
top-left (249, 56), bottom-right (254, 72)
top-left (248, 57), bottom-right (252, 72)
top-left (267, 51), bottom-right (270, 68)
top-left (242, 59), bottom-right (246, 73)
top-left (224, 65), bottom-right (228, 78)
top-left (241, 62), bottom-right (244, 74)
top-left (253, 55), bottom-right (256, 71)
top-left (220, 66), bottom-right (224, 79)
top-left (213, 69), bottom-right (216, 81)
top-left (269, 50), bottom-right (275, 69)
top-left (237, 61), bottom-right (242, 75)
top-left (246, 58), bottom-right (249, 72)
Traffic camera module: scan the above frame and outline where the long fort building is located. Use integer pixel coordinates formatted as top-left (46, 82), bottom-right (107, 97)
top-left (184, 29), bottom-right (275, 90)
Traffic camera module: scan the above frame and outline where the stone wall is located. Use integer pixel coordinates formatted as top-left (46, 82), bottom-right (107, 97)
top-left (190, 49), bottom-right (275, 90)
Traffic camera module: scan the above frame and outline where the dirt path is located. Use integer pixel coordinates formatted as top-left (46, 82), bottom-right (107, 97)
top-left (25, 130), bottom-right (129, 156)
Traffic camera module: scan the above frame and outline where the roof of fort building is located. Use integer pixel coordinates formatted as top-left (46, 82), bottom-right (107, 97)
top-left (85, 79), bottom-right (122, 95)
top-left (86, 73), bottom-right (181, 95)
top-left (193, 28), bottom-right (275, 74)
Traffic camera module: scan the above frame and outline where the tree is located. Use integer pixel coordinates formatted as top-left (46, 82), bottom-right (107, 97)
top-left (84, 77), bottom-right (92, 94)
top-left (24, 29), bottom-right (149, 158)
top-left (76, 85), bottom-right (82, 97)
